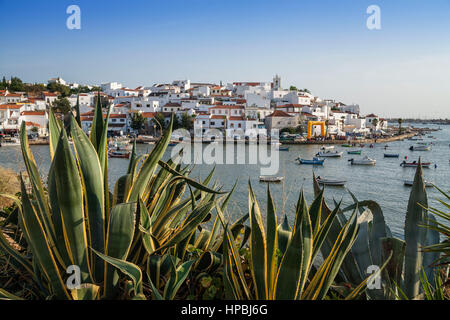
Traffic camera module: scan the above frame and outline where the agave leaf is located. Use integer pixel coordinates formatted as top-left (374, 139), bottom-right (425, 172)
top-left (0, 288), bottom-right (24, 300)
top-left (53, 128), bottom-right (91, 282)
top-left (18, 176), bottom-right (70, 299)
top-left (48, 108), bottom-right (63, 159)
top-left (381, 237), bottom-right (406, 299)
top-left (104, 202), bottom-right (136, 298)
top-left (422, 213), bottom-right (441, 284)
top-left (266, 185), bottom-right (278, 298)
top-left (248, 182), bottom-right (268, 300)
top-left (277, 214), bottom-right (292, 257)
top-left (113, 174), bottom-right (133, 206)
top-left (403, 162), bottom-right (429, 299)
top-left (71, 283), bottom-right (100, 300)
top-left (71, 117), bottom-right (105, 281)
top-left (127, 114), bottom-right (174, 203)
top-left (93, 249), bottom-right (144, 299)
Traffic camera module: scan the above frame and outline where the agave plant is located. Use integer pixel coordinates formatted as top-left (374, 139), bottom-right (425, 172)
top-left (0, 94), bottom-right (226, 300)
top-left (313, 162), bottom-right (442, 300)
top-left (217, 181), bottom-right (386, 300)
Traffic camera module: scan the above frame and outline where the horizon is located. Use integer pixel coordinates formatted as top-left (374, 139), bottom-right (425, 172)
top-left (1, 0), bottom-right (450, 118)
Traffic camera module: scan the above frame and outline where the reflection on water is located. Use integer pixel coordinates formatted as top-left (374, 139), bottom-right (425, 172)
top-left (0, 124), bottom-right (449, 238)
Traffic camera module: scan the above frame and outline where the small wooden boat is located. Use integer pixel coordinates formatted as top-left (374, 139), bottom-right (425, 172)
top-left (347, 150), bottom-right (362, 155)
top-left (259, 176), bottom-right (284, 183)
top-left (404, 180), bottom-right (434, 187)
top-left (384, 153), bottom-right (400, 158)
top-left (297, 157), bottom-right (325, 165)
top-left (348, 156), bottom-right (376, 165)
top-left (108, 151), bottom-right (130, 159)
top-left (316, 177), bottom-right (346, 186)
top-left (400, 161), bottom-right (431, 168)
top-left (409, 145), bottom-right (431, 151)
top-left (341, 144), bottom-right (353, 147)
top-left (316, 150), bottom-right (343, 157)
top-left (277, 146), bottom-right (290, 151)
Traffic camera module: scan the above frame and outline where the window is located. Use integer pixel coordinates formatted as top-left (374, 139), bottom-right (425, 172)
top-left (147, 104), bottom-right (150, 108)
top-left (112, 119), bottom-right (116, 122)
top-left (202, 121), bottom-right (206, 124)
top-left (120, 119), bottom-right (124, 122)
top-left (238, 123), bottom-right (241, 128)
top-left (211, 121), bottom-right (215, 125)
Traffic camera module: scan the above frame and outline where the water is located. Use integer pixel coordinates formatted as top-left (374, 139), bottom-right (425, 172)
top-left (1, 123), bottom-right (449, 238)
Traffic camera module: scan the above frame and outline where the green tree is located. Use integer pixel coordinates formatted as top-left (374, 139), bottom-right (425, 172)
top-left (47, 82), bottom-right (70, 97)
top-left (372, 118), bottom-right (379, 131)
top-left (289, 86), bottom-right (298, 91)
top-left (0, 76), bottom-right (7, 90)
top-left (52, 97), bottom-right (72, 114)
top-left (9, 77), bottom-right (25, 92)
top-left (130, 112), bottom-right (145, 133)
top-left (180, 112), bottom-right (194, 131)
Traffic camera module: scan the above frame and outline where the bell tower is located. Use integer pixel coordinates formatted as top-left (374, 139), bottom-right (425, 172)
top-left (273, 74), bottom-right (281, 90)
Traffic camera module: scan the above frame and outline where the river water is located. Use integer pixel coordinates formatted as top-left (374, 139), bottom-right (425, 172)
top-left (1, 123), bottom-right (449, 238)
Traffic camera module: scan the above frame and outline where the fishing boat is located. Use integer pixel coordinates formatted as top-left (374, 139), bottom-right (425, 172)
top-left (277, 146), bottom-right (290, 151)
top-left (108, 151), bottom-right (130, 159)
top-left (316, 176), bottom-right (346, 186)
top-left (259, 176), bottom-right (284, 183)
top-left (400, 161), bottom-right (431, 168)
top-left (168, 142), bottom-right (179, 147)
top-left (341, 144), bottom-right (353, 147)
top-left (316, 150), bottom-right (343, 157)
top-left (297, 157), bottom-right (325, 165)
top-left (384, 153), bottom-right (400, 158)
top-left (348, 156), bottom-right (376, 165)
top-left (108, 139), bottom-right (131, 158)
top-left (409, 145), bottom-right (431, 151)
top-left (404, 180), bottom-right (434, 187)
top-left (347, 150), bottom-right (362, 155)
top-left (321, 145), bottom-right (335, 150)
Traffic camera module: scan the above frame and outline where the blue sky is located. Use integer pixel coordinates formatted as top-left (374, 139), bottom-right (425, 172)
top-left (1, 0), bottom-right (449, 118)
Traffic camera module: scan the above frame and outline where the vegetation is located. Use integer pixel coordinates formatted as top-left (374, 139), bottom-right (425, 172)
top-left (398, 118), bottom-right (403, 134)
top-left (0, 99), bottom-right (447, 300)
top-left (0, 166), bottom-right (20, 208)
top-left (130, 112), bottom-right (145, 133)
top-left (51, 98), bottom-right (72, 115)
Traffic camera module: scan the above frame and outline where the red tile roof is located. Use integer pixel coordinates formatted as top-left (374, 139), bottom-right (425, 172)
top-left (21, 111), bottom-right (46, 116)
top-left (267, 110), bottom-right (293, 118)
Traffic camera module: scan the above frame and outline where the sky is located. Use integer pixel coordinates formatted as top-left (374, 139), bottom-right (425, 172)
top-left (1, 0), bottom-right (449, 118)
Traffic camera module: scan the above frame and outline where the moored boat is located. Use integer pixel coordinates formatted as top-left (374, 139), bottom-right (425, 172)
top-left (297, 157), bottom-right (325, 165)
top-left (409, 145), bottom-right (431, 151)
top-left (108, 151), bottom-right (130, 159)
top-left (259, 176), bottom-right (284, 183)
top-left (316, 150), bottom-right (343, 157)
top-left (400, 161), bottom-right (431, 168)
top-left (277, 146), bottom-right (290, 151)
top-left (316, 176), bottom-right (346, 186)
top-left (348, 156), bottom-right (376, 165)
top-left (384, 153), bottom-right (399, 158)
top-left (347, 150), bottom-right (362, 155)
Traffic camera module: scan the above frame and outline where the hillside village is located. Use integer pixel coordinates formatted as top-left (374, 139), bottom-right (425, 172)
top-left (0, 75), bottom-right (389, 140)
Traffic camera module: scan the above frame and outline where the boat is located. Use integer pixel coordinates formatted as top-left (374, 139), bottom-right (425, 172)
top-left (400, 161), bottom-right (431, 168)
top-left (341, 144), bottom-right (353, 147)
top-left (348, 156), bottom-right (376, 165)
top-left (316, 150), bottom-right (343, 157)
top-left (347, 150), bottom-right (362, 155)
top-left (316, 177), bottom-right (346, 186)
top-left (384, 153), bottom-right (400, 158)
top-left (259, 176), bottom-right (284, 183)
top-left (168, 142), bottom-right (178, 147)
top-left (108, 151), bottom-right (130, 159)
top-left (277, 146), bottom-right (290, 151)
top-left (404, 180), bottom-right (434, 187)
top-left (0, 137), bottom-right (20, 146)
top-left (297, 157), bottom-right (325, 165)
top-left (409, 145), bottom-right (431, 151)
top-left (321, 145), bottom-right (335, 150)
top-left (359, 144), bottom-right (365, 148)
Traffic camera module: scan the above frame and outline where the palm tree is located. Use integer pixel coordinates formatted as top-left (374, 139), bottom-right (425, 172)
top-left (398, 118), bottom-right (403, 134)
top-left (372, 118), bottom-right (379, 132)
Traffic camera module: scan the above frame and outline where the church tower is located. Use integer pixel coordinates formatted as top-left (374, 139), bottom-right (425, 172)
top-left (273, 74), bottom-right (281, 90)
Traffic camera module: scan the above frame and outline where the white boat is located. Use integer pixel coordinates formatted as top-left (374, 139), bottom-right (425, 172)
top-left (320, 145), bottom-right (335, 150)
top-left (0, 137), bottom-right (20, 146)
top-left (259, 176), bottom-right (284, 183)
top-left (316, 150), bottom-right (343, 157)
top-left (348, 156), bottom-right (376, 165)
top-left (316, 177), bottom-right (346, 186)
top-left (409, 145), bottom-right (431, 151)
top-left (404, 180), bottom-right (434, 187)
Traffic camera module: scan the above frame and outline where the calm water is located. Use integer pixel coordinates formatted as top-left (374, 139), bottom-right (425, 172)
top-left (1, 123), bottom-right (449, 238)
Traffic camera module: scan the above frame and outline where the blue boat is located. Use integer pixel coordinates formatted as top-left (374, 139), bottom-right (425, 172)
top-left (384, 153), bottom-right (399, 158)
top-left (297, 157), bottom-right (325, 165)
top-left (278, 146), bottom-right (290, 151)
